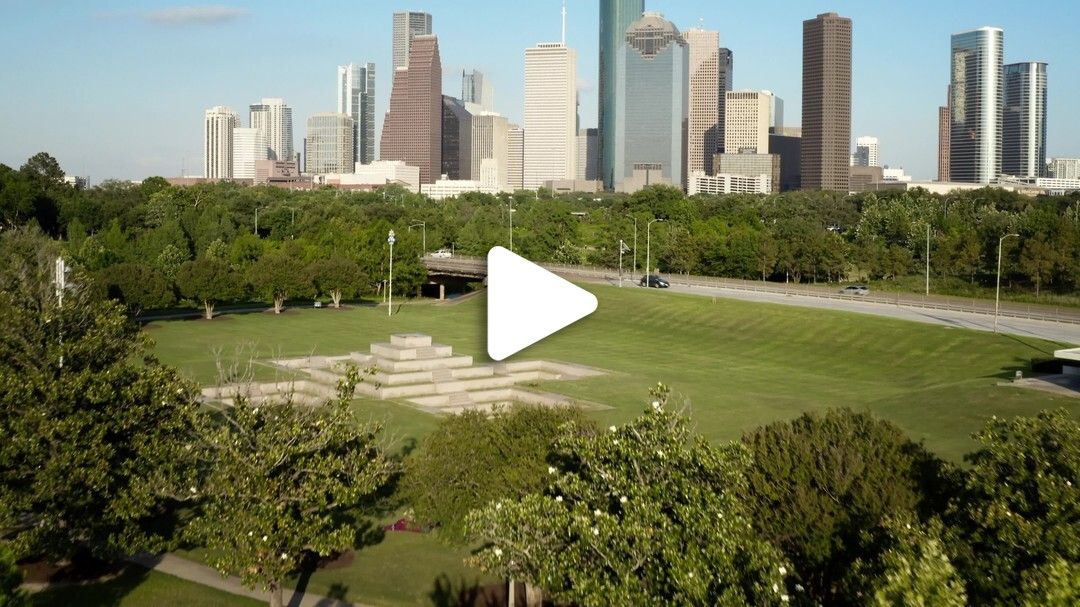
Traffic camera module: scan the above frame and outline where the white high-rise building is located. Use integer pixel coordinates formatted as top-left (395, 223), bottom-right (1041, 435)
top-left (853, 136), bottom-right (880, 167)
top-left (1049, 158), bottom-right (1080, 180)
top-left (523, 42), bottom-right (578, 190)
top-left (685, 27), bottom-right (721, 177)
top-left (507, 124), bottom-right (524, 190)
top-left (337, 63), bottom-right (376, 165)
top-left (231, 127), bottom-right (268, 179)
top-left (724, 90), bottom-right (773, 154)
top-left (204, 106), bottom-right (238, 179)
top-left (304, 113), bottom-right (355, 175)
top-left (393, 11), bottom-right (433, 70)
top-left (250, 98), bottom-right (294, 162)
top-left (470, 112), bottom-right (509, 188)
top-left (462, 69), bottom-right (494, 112)
top-left (950, 27), bottom-right (1003, 184)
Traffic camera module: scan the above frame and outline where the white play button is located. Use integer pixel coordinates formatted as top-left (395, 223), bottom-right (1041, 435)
top-left (486, 246), bottom-right (598, 361)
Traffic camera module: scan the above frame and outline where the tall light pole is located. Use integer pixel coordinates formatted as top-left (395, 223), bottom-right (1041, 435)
top-left (409, 222), bottom-right (426, 256)
top-left (508, 200), bottom-right (514, 252)
top-left (54, 257), bottom-right (67, 369)
top-left (618, 239), bottom-right (629, 287)
top-left (994, 233), bottom-right (1019, 333)
top-left (925, 223), bottom-right (931, 296)
top-left (387, 230), bottom-right (396, 317)
top-left (646, 218), bottom-right (664, 285)
top-left (254, 207), bottom-right (261, 235)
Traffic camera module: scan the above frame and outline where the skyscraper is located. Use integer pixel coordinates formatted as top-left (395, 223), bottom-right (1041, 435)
top-left (232, 127), bottom-right (268, 179)
top-left (204, 106), bottom-right (238, 179)
top-left (523, 42), bottom-right (577, 189)
top-left (441, 96), bottom-right (471, 180)
top-left (717, 48), bottom-right (734, 153)
top-left (507, 124), bottom-right (524, 190)
top-left (337, 63), bottom-right (376, 165)
top-left (305, 113), bottom-right (355, 174)
top-left (599, 0), bottom-right (645, 189)
top-left (1002, 61), bottom-right (1047, 178)
top-left (938, 87), bottom-right (951, 182)
top-left (392, 11), bottom-right (432, 70)
top-left (724, 90), bottom-right (773, 154)
top-left (381, 35), bottom-right (442, 184)
top-left (249, 98), bottom-right (294, 162)
top-left (461, 69), bottom-right (494, 112)
top-left (801, 12), bottom-right (852, 192)
top-left (852, 136), bottom-right (880, 167)
top-left (950, 27), bottom-right (1003, 184)
top-left (577, 128), bottom-right (600, 181)
top-left (612, 13), bottom-right (689, 192)
top-left (685, 28), bottom-right (720, 176)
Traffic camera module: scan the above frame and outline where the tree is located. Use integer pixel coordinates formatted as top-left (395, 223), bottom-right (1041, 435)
top-left (403, 405), bottom-right (595, 541)
top-left (184, 368), bottom-right (392, 607)
top-left (0, 228), bottom-right (200, 561)
top-left (308, 257), bottom-right (365, 308)
top-left (1019, 236), bottom-right (1058, 297)
top-left (741, 408), bottom-right (951, 606)
top-left (0, 543), bottom-right (29, 607)
top-left (1021, 558), bottom-right (1080, 607)
top-left (859, 518), bottom-right (966, 607)
top-left (467, 386), bottom-right (792, 606)
top-left (249, 251), bottom-right (310, 314)
top-left (97, 262), bottom-right (175, 316)
top-left (176, 257), bottom-right (242, 319)
top-left (947, 410), bottom-right (1080, 605)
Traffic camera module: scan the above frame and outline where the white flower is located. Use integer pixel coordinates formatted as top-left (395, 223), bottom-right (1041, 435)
top-left (608, 425), bottom-right (617, 432)
top-left (247, 531), bottom-right (253, 537)
top-left (592, 527), bottom-right (599, 536)
top-left (280, 552), bottom-right (288, 560)
top-left (620, 496), bottom-right (628, 504)
top-left (189, 486), bottom-right (197, 494)
top-left (795, 584), bottom-right (804, 592)
top-left (262, 535), bottom-right (268, 542)
top-left (495, 502), bottom-right (503, 510)
top-left (493, 547), bottom-right (503, 557)
top-left (253, 407), bottom-right (259, 414)
top-left (555, 495), bottom-right (563, 503)
top-left (779, 566), bottom-right (787, 576)
top-left (651, 401), bottom-right (661, 410)
top-left (613, 439), bottom-right (619, 445)
top-left (656, 450), bottom-right (664, 458)
top-left (781, 595), bottom-right (789, 603)
top-left (548, 466), bottom-right (556, 475)
top-left (772, 583), bottom-right (779, 593)
top-left (688, 571), bottom-right (694, 578)
top-left (593, 509), bottom-right (602, 517)
top-left (1068, 481), bottom-right (1073, 487)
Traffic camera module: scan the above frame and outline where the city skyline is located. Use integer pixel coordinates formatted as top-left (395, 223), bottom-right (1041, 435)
top-left (2, 0), bottom-right (1079, 182)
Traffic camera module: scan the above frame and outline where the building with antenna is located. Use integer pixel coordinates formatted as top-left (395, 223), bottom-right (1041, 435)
top-left (523, 3), bottom-right (577, 189)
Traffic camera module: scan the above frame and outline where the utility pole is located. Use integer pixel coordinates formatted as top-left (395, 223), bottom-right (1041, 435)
top-left (54, 257), bottom-right (66, 369)
top-left (925, 223), bottom-right (930, 296)
top-left (994, 233), bottom-right (1018, 333)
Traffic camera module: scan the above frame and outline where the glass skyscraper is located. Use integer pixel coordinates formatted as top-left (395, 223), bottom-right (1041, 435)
top-left (950, 27), bottom-right (1003, 184)
top-left (599, 0), bottom-right (645, 189)
top-left (612, 13), bottom-right (688, 192)
top-left (337, 63), bottom-right (375, 165)
top-left (1002, 61), bottom-right (1047, 178)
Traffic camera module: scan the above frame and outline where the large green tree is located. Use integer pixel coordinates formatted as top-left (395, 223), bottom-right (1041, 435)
top-left (248, 251), bottom-right (310, 314)
top-left (176, 257), bottom-right (242, 319)
top-left (0, 229), bottom-right (200, 561)
top-left (308, 256), bottom-right (365, 308)
top-left (467, 386), bottom-right (792, 606)
top-left (184, 368), bottom-right (392, 607)
top-left (0, 543), bottom-right (29, 607)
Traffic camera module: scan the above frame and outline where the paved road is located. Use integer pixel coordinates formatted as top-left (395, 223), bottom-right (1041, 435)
top-left (603, 277), bottom-right (1080, 345)
top-left (129, 553), bottom-right (366, 607)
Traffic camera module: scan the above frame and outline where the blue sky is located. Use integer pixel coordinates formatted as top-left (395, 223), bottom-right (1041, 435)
top-left (1, 0), bottom-right (1077, 182)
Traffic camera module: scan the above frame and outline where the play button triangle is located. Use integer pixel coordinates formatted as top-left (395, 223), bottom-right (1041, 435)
top-left (486, 246), bottom-right (598, 361)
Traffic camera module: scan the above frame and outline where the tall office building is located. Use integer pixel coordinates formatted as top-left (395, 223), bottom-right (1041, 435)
top-left (462, 69), bottom-right (494, 112)
top-left (852, 136), bottom-right (880, 167)
top-left (685, 28), bottom-right (721, 176)
top-left (599, 0), bottom-right (645, 188)
top-left (204, 106), bottom-right (238, 179)
top-left (724, 90), bottom-right (773, 154)
top-left (717, 48), bottom-right (734, 152)
top-left (337, 62), bottom-right (376, 165)
top-left (471, 112), bottom-right (509, 187)
top-left (1002, 61), bottom-right (1047, 178)
top-left (249, 98), bottom-right (294, 162)
top-left (232, 127), bottom-right (268, 179)
top-left (441, 96), bottom-right (471, 180)
top-left (381, 35), bottom-right (442, 184)
top-left (576, 128), bottom-right (600, 180)
top-left (507, 124), bottom-right (524, 190)
top-left (392, 11), bottom-right (432, 70)
top-left (1049, 158), bottom-right (1080, 180)
top-left (801, 12), bottom-right (852, 192)
top-left (523, 42), bottom-right (577, 189)
top-left (938, 87), bottom-right (951, 182)
top-left (950, 27), bottom-right (1003, 184)
top-left (612, 13), bottom-right (689, 192)
top-left (305, 113), bottom-right (355, 174)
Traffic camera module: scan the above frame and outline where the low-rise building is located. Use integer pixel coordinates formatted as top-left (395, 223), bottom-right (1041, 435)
top-left (713, 152), bottom-right (780, 193)
top-left (688, 171), bottom-right (771, 195)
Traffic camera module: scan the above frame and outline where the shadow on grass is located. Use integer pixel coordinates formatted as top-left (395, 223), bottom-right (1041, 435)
top-left (30, 566), bottom-right (151, 607)
top-left (428, 574), bottom-right (506, 607)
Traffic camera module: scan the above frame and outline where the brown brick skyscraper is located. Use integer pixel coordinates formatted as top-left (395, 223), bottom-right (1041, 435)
top-left (381, 34), bottom-right (442, 184)
top-left (801, 12), bottom-right (851, 192)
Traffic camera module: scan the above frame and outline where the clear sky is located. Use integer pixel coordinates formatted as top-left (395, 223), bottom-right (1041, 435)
top-left (1, 0), bottom-right (1077, 182)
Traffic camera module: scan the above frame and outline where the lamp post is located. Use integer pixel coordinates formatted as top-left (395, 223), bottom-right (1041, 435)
top-left (925, 223), bottom-right (931, 296)
top-left (387, 230), bottom-right (396, 317)
top-left (618, 239), bottom-right (629, 287)
top-left (646, 218), bottom-right (664, 285)
top-left (994, 233), bottom-right (1019, 333)
top-left (254, 207), bottom-right (262, 235)
top-left (508, 200), bottom-right (514, 252)
top-left (409, 222), bottom-right (426, 256)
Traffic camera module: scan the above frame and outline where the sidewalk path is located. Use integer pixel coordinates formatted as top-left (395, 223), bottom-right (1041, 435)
top-left (129, 553), bottom-right (370, 607)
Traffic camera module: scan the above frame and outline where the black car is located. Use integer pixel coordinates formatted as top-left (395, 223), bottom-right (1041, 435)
top-left (640, 275), bottom-right (669, 288)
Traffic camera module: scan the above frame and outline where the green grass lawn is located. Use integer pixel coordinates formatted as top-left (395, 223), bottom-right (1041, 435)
top-left (31, 568), bottom-right (264, 607)
top-left (145, 283), bottom-right (1075, 606)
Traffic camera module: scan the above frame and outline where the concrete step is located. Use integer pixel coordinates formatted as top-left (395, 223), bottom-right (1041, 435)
top-left (370, 342), bottom-right (453, 361)
top-left (373, 355), bottom-right (474, 374)
top-left (431, 368), bottom-right (454, 382)
top-left (377, 375), bottom-right (517, 399)
top-left (370, 365), bottom-right (494, 387)
top-left (391, 333), bottom-right (434, 348)
top-left (448, 392), bottom-right (472, 406)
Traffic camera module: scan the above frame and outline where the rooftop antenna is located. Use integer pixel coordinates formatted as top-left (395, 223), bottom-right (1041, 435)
top-left (561, 0), bottom-right (567, 45)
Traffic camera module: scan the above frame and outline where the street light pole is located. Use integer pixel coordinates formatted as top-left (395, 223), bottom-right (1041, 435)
top-left (409, 222), bottom-right (426, 256)
top-left (254, 207), bottom-right (260, 235)
top-left (509, 200), bottom-right (514, 252)
top-left (646, 218), bottom-right (664, 285)
top-left (925, 223), bottom-right (930, 296)
top-left (994, 233), bottom-right (1019, 333)
top-left (618, 239), bottom-right (625, 287)
top-left (387, 230), bottom-right (396, 317)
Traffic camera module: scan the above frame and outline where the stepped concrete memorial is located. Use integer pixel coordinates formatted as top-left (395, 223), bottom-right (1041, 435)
top-left (202, 333), bottom-right (609, 414)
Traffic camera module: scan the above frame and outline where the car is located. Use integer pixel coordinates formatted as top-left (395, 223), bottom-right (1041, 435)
top-left (428, 249), bottom-right (453, 258)
top-left (640, 275), bottom-right (670, 288)
top-left (839, 284), bottom-right (870, 296)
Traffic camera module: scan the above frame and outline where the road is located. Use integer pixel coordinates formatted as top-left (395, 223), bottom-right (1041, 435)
top-left (599, 277), bottom-right (1079, 345)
